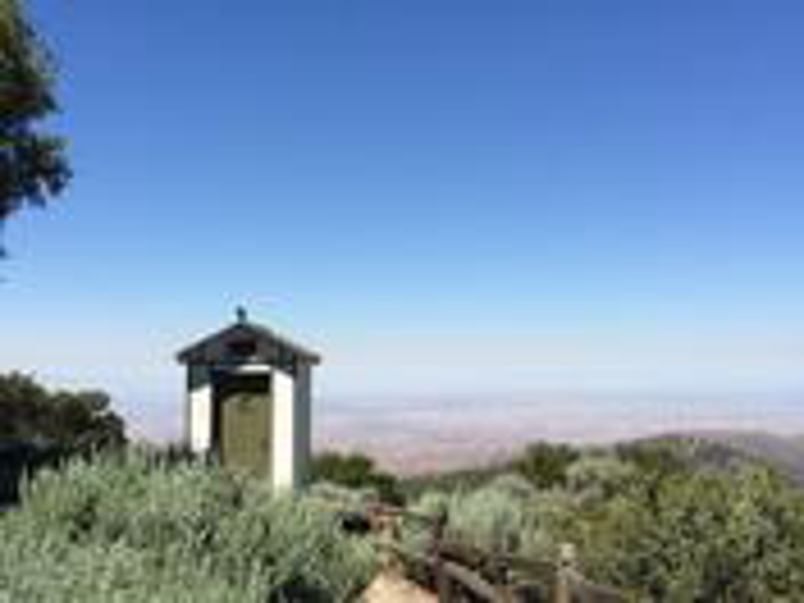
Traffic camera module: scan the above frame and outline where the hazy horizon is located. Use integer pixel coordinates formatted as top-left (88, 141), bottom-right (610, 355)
top-left (72, 385), bottom-right (799, 473)
top-left (3, 1), bottom-right (804, 453)
top-left (103, 383), bottom-right (804, 468)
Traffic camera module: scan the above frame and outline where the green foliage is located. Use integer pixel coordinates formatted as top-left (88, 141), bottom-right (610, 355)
top-left (0, 451), bottom-right (378, 601)
top-left (616, 439), bottom-right (691, 479)
top-left (0, 372), bottom-right (126, 451)
top-left (312, 451), bottom-right (403, 505)
top-left (509, 441), bottom-right (580, 489)
top-left (4, 436), bottom-right (804, 600)
top-left (584, 466), bottom-right (804, 601)
top-left (407, 441), bottom-right (804, 600)
top-left (408, 473), bottom-right (576, 560)
top-left (0, 372), bottom-right (126, 505)
top-left (401, 464), bottom-right (504, 499)
top-left (446, 481), bottom-right (530, 554)
top-left (565, 453), bottom-right (638, 504)
top-left (307, 480), bottom-right (381, 509)
top-left (0, 0), bottom-right (70, 235)
top-left (402, 441), bottom-right (582, 498)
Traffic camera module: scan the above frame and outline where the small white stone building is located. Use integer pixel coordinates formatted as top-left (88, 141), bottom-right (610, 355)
top-left (176, 310), bottom-right (320, 489)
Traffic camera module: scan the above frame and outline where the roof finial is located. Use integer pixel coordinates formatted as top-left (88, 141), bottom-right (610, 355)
top-left (236, 306), bottom-right (248, 324)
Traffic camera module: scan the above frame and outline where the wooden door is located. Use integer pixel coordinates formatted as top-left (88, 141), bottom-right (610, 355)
top-left (215, 373), bottom-right (272, 478)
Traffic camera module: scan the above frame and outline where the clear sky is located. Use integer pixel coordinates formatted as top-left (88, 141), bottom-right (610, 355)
top-left (3, 1), bottom-right (804, 439)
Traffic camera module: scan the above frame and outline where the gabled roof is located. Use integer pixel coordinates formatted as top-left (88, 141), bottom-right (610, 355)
top-left (176, 319), bottom-right (322, 366)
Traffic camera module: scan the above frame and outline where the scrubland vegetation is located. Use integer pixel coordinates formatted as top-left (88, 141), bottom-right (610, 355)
top-left (316, 439), bottom-right (804, 600)
top-left (2, 373), bottom-right (804, 601)
top-left (0, 453), bottom-right (377, 602)
top-left (2, 439), bottom-right (802, 601)
top-left (409, 453), bottom-right (804, 599)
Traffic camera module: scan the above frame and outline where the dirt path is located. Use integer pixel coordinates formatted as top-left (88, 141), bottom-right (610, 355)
top-left (361, 570), bottom-right (436, 603)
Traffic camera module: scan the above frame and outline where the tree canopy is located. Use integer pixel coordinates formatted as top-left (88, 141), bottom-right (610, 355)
top-left (0, 372), bottom-right (125, 451)
top-left (312, 451), bottom-right (402, 504)
top-left (0, 0), bottom-right (69, 245)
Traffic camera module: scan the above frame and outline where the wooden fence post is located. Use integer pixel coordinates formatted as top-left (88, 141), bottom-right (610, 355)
top-left (555, 542), bottom-right (577, 603)
top-left (429, 505), bottom-right (452, 602)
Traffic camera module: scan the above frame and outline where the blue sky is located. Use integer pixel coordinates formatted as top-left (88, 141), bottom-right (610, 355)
top-left (3, 1), bottom-right (804, 438)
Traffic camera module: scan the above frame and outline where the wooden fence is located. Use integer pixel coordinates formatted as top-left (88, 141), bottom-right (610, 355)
top-left (344, 501), bottom-right (630, 602)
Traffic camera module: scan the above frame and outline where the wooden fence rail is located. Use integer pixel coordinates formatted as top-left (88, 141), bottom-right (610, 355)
top-left (349, 500), bottom-right (630, 603)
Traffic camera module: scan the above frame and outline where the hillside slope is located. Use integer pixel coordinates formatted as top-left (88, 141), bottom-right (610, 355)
top-left (645, 430), bottom-right (804, 484)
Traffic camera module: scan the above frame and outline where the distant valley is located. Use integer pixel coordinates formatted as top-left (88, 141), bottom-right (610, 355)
top-left (314, 391), bottom-right (804, 477)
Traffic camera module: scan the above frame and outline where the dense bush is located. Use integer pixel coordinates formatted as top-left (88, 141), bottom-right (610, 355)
top-left (0, 372), bottom-right (126, 451)
top-left (583, 465), bottom-right (804, 600)
top-left (510, 442), bottom-right (580, 489)
top-left (565, 453), bottom-right (638, 503)
top-left (0, 372), bottom-right (126, 506)
top-left (408, 473), bottom-right (576, 561)
top-left (0, 438), bottom-right (68, 506)
top-left (407, 443), bottom-right (804, 600)
top-left (0, 452), bottom-right (378, 602)
top-left (401, 464), bottom-right (504, 499)
top-left (312, 451), bottom-right (402, 504)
